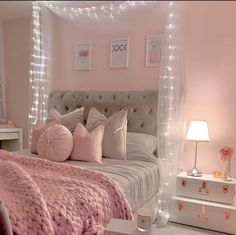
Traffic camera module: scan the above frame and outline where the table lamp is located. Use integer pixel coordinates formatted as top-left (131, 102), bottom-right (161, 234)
top-left (186, 120), bottom-right (209, 177)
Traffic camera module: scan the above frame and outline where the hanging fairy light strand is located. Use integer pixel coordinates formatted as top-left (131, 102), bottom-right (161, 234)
top-left (28, 1), bottom-right (49, 142)
top-left (156, 1), bottom-right (182, 225)
top-left (39, 1), bottom-right (148, 21)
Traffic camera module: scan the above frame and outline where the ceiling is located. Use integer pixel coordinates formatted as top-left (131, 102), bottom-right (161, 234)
top-left (0, 1), bottom-right (109, 21)
top-left (0, 1), bottom-right (33, 21)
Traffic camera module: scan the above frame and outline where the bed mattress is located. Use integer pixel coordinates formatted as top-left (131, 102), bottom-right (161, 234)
top-left (14, 143), bottom-right (159, 212)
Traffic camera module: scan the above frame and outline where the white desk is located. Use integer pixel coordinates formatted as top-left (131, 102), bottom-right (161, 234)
top-left (0, 128), bottom-right (23, 151)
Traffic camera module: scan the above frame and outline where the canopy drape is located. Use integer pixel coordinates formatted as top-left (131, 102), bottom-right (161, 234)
top-left (28, 0), bottom-right (184, 224)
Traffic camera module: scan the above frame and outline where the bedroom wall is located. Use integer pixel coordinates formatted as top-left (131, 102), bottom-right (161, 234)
top-left (183, 1), bottom-right (236, 178)
top-left (3, 17), bottom-right (31, 148)
top-left (52, 2), bottom-right (167, 91)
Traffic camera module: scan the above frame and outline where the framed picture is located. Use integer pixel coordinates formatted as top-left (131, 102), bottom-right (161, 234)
top-left (75, 42), bottom-right (92, 70)
top-left (145, 35), bottom-right (163, 67)
top-left (110, 38), bottom-right (129, 68)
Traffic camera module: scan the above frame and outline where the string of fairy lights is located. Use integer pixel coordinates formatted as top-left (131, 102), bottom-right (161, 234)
top-left (157, 1), bottom-right (182, 219)
top-left (28, 2), bottom-right (182, 223)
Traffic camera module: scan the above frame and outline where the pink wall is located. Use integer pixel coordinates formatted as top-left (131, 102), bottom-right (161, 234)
top-left (3, 17), bottom-right (31, 147)
top-left (52, 3), bottom-right (167, 91)
top-left (183, 1), bottom-right (236, 178)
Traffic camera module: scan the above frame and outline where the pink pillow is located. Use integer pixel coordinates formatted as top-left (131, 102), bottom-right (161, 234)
top-left (37, 124), bottom-right (73, 162)
top-left (30, 120), bottom-right (59, 153)
top-left (70, 123), bottom-right (104, 163)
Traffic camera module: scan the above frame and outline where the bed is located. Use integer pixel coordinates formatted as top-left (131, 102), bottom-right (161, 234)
top-left (0, 90), bottom-right (159, 235)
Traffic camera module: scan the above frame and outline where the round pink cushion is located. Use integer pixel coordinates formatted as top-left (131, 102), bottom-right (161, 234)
top-left (37, 124), bottom-right (73, 162)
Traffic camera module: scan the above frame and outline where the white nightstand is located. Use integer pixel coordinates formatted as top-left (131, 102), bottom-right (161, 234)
top-left (170, 171), bottom-right (236, 234)
top-left (0, 128), bottom-right (23, 151)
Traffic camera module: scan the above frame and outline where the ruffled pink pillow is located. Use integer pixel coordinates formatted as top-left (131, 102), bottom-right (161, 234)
top-left (70, 123), bottom-right (104, 163)
top-left (30, 120), bottom-right (59, 153)
top-left (37, 124), bottom-right (73, 162)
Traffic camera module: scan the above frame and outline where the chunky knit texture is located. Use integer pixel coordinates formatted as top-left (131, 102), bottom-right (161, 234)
top-left (0, 150), bottom-right (132, 235)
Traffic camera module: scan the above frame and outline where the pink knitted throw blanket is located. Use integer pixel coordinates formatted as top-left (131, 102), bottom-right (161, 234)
top-left (0, 150), bottom-right (132, 235)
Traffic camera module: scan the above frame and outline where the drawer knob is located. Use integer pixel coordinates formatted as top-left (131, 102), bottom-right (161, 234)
top-left (197, 206), bottom-right (208, 223)
top-left (178, 201), bottom-right (184, 210)
top-left (225, 210), bottom-right (232, 220)
top-left (181, 179), bottom-right (187, 187)
top-left (199, 182), bottom-right (209, 194)
top-left (223, 185), bottom-right (229, 193)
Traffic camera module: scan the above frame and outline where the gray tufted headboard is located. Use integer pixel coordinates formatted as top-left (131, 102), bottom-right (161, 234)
top-left (48, 91), bottom-right (158, 136)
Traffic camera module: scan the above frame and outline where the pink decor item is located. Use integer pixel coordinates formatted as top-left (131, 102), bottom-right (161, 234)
top-left (37, 124), bottom-right (73, 162)
top-left (70, 123), bottom-right (104, 163)
top-left (218, 146), bottom-right (234, 161)
top-left (0, 150), bottom-right (132, 235)
top-left (218, 146), bottom-right (234, 180)
top-left (30, 120), bottom-right (60, 153)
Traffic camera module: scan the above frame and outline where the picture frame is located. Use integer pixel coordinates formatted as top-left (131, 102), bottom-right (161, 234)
top-left (145, 35), bottom-right (163, 67)
top-left (110, 38), bottom-right (129, 68)
top-left (75, 42), bottom-right (92, 70)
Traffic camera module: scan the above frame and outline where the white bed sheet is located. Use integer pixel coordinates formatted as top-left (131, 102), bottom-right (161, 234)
top-left (14, 143), bottom-right (159, 212)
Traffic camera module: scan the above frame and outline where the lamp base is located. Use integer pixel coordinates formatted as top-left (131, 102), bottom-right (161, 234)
top-left (187, 167), bottom-right (202, 177)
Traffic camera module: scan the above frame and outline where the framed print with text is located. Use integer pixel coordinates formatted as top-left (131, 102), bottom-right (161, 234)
top-left (110, 38), bottom-right (129, 68)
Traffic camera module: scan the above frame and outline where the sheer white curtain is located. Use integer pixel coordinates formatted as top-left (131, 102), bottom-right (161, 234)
top-left (157, 1), bottom-right (185, 212)
top-left (28, 2), bottom-right (55, 143)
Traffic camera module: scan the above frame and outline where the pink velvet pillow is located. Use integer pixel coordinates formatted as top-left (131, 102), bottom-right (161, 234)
top-left (37, 124), bottom-right (73, 162)
top-left (70, 123), bottom-right (104, 163)
top-left (30, 120), bottom-right (59, 153)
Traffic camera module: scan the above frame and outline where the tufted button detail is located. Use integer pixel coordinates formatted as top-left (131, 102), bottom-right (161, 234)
top-left (143, 96), bottom-right (146, 99)
top-left (61, 95), bottom-right (64, 99)
top-left (99, 95), bottom-right (102, 99)
top-left (127, 95), bottom-right (130, 100)
top-left (133, 109), bottom-right (137, 113)
top-left (86, 95), bottom-right (89, 99)
top-left (113, 95), bottom-right (116, 100)
top-left (149, 109), bottom-right (153, 114)
top-left (54, 106), bottom-right (57, 110)
top-left (140, 122), bottom-right (144, 128)
top-left (104, 108), bottom-right (108, 112)
top-left (65, 106), bottom-right (69, 111)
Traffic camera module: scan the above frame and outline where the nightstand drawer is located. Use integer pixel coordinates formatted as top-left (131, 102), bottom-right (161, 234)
top-left (170, 196), bottom-right (236, 234)
top-left (0, 128), bottom-right (23, 151)
top-left (176, 171), bottom-right (236, 204)
top-left (0, 132), bottom-right (19, 140)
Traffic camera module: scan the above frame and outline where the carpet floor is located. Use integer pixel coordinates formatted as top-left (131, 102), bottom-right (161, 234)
top-left (157, 222), bottom-right (226, 235)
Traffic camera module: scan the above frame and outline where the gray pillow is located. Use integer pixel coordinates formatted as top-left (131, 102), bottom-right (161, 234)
top-left (86, 107), bottom-right (127, 159)
top-left (0, 200), bottom-right (13, 235)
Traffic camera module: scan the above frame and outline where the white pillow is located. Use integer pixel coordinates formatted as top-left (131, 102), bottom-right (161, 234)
top-left (127, 132), bottom-right (157, 155)
top-left (86, 107), bottom-right (127, 159)
top-left (47, 107), bottom-right (84, 132)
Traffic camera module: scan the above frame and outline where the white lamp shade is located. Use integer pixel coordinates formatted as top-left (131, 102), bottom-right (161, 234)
top-left (186, 120), bottom-right (210, 141)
